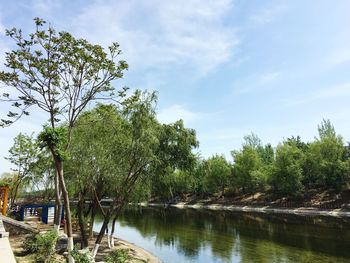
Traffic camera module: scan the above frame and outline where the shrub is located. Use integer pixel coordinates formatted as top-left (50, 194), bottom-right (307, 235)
top-left (24, 230), bottom-right (58, 263)
top-left (71, 245), bottom-right (93, 263)
top-left (105, 249), bottom-right (133, 263)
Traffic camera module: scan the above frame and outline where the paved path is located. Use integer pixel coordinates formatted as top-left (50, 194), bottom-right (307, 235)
top-left (0, 218), bottom-right (16, 263)
top-left (0, 236), bottom-right (16, 263)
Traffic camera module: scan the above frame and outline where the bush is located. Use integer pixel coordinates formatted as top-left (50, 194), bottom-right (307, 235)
top-left (71, 245), bottom-right (93, 263)
top-left (24, 230), bottom-right (58, 263)
top-left (105, 249), bottom-right (133, 263)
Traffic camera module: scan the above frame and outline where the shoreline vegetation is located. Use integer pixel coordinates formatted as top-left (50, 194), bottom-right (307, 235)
top-left (5, 216), bottom-right (162, 263)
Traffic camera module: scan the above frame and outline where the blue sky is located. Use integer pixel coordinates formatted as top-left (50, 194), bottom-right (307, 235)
top-left (1, 0), bottom-right (350, 173)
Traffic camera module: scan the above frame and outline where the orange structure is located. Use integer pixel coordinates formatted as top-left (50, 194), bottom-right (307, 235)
top-left (0, 186), bottom-right (9, 215)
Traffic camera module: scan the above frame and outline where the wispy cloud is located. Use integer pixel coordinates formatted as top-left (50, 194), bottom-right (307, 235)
top-left (232, 71), bottom-right (281, 94)
top-left (157, 104), bottom-right (202, 124)
top-left (328, 48), bottom-right (350, 67)
top-left (0, 22), bottom-right (5, 36)
top-left (249, 2), bottom-right (287, 25)
top-left (72, 0), bottom-right (238, 75)
top-left (287, 82), bottom-right (350, 106)
top-left (200, 128), bottom-right (248, 141)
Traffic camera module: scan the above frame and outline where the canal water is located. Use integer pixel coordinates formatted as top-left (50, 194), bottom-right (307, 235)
top-left (93, 207), bottom-right (350, 263)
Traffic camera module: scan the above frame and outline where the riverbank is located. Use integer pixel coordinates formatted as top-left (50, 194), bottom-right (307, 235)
top-left (93, 234), bottom-right (162, 263)
top-left (144, 189), bottom-right (350, 217)
top-left (4, 216), bottom-right (162, 263)
top-left (143, 202), bottom-right (350, 217)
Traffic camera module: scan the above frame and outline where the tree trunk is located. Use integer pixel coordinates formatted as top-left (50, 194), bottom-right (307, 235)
top-left (77, 194), bottom-right (88, 248)
top-left (54, 157), bottom-right (74, 263)
top-left (54, 171), bottom-right (62, 233)
top-left (10, 179), bottom-right (21, 208)
top-left (92, 211), bottom-right (111, 259)
top-left (88, 202), bottom-right (97, 239)
top-left (109, 215), bottom-right (118, 248)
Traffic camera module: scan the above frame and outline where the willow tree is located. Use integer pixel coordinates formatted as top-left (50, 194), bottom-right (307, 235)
top-left (0, 18), bottom-right (128, 262)
top-left (65, 91), bottom-right (159, 258)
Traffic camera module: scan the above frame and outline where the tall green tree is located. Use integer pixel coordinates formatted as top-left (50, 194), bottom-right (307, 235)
top-left (151, 120), bottom-right (198, 199)
top-left (269, 141), bottom-right (304, 196)
top-left (6, 133), bottom-right (38, 207)
top-left (204, 155), bottom-right (232, 196)
top-left (66, 91), bottom-right (159, 257)
top-left (232, 134), bottom-right (270, 193)
top-left (306, 119), bottom-right (348, 189)
top-left (0, 18), bottom-right (127, 261)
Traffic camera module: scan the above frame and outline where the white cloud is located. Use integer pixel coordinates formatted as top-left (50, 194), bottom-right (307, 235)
top-left (249, 3), bottom-right (287, 25)
top-left (328, 48), bottom-right (350, 67)
top-left (232, 71), bottom-right (281, 94)
top-left (258, 71), bottom-right (281, 83)
top-left (157, 104), bottom-right (201, 124)
top-left (72, 0), bottom-right (238, 75)
top-left (287, 82), bottom-right (350, 106)
top-left (0, 22), bottom-right (5, 36)
top-left (200, 128), bottom-right (247, 141)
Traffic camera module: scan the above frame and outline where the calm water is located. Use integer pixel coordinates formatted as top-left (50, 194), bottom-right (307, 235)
top-left (93, 207), bottom-right (350, 263)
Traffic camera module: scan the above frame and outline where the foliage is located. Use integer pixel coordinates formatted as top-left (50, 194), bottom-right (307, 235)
top-left (269, 141), bottom-right (304, 196)
top-left (231, 134), bottom-right (273, 193)
top-left (28, 148), bottom-right (56, 200)
top-left (0, 18), bottom-right (128, 128)
top-left (0, 175), bottom-right (12, 187)
top-left (38, 126), bottom-right (68, 161)
top-left (203, 155), bottom-right (232, 195)
top-left (305, 120), bottom-right (348, 189)
top-left (5, 133), bottom-right (39, 205)
top-left (71, 246), bottom-right (93, 263)
top-left (24, 230), bottom-right (58, 263)
top-left (104, 249), bottom-right (133, 263)
top-left (232, 146), bottom-right (264, 193)
top-left (150, 120), bottom-right (199, 198)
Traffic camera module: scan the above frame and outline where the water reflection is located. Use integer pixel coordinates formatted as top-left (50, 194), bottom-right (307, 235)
top-left (94, 207), bottom-right (350, 263)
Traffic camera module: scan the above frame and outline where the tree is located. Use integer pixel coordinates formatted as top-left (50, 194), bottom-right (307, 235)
top-left (0, 172), bottom-right (20, 207)
top-left (306, 120), bottom-right (348, 189)
top-left (232, 146), bottom-right (262, 193)
top-left (269, 141), bottom-right (304, 196)
top-left (29, 148), bottom-right (56, 201)
top-left (232, 134), bottom-right (272, 193)
top-left (66, 91), bottom-right (159, 258)
top-left (0, 18), bottom-right (128, 262)
top-left (6, 133), bottom-right (38, 207)
top-left (204, 155), bottom-right (232, 196)
top-left (151, 120), bottom-right (199, 199)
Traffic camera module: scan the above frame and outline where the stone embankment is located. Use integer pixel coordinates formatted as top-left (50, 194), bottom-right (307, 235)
top-left (142, 202), bottom-right (350, 217)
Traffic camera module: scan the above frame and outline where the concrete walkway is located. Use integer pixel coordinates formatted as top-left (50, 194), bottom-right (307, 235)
top-left (0, 236), bottom-right (16, 263)
top-left (0, 218), bottom-right (16, 263)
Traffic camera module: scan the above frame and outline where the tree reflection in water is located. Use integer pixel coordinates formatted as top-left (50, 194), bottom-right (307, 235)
top-left (94, 207), bottom-right (350, 263)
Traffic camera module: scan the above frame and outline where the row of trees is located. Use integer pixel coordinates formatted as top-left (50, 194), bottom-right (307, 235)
top-left (5, 119), bottom-right (348, 207)
top-left (151, 120), bottom-right (350, 199)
